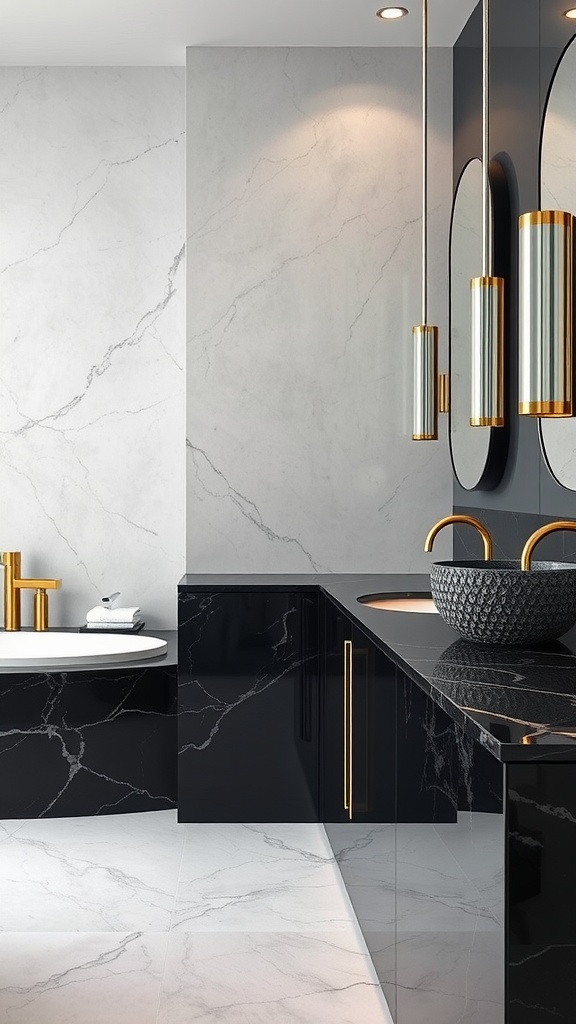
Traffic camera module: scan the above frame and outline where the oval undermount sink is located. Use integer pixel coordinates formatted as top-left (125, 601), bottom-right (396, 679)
top-left (358, 592), bottom-right (438, 614)
top-left (0, 631), bottom-right (167, 668)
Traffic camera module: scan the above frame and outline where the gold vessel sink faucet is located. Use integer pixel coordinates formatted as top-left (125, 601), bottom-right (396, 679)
top-left (424, 514), bottom-right (493, 561)
top-left (521, 521), bottom-right (576, 571)
top-left (1, 551), bottom-right (62, 631)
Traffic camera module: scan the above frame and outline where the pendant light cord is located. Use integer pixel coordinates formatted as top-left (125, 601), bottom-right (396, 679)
top-left (422, 0), bottom-right (428, 324)
top-left (482, 0), bottom-right (491, 277)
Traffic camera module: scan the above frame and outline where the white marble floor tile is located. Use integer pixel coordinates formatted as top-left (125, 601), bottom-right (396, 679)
top-left (0, 810), bottom-right (185, 932)
top-left (172, 823), bottom-right (351, 932)
top-left (396, 931), bottom-right (504, 1024)
top-left (396, 823), bottom-right (501, 934)
top-left (0, 931), bottom-right (168, 1024)
top-left (324, 824), bottom-right (396, 929)
top-left (158, 931), bottom-right (393, 1023)
top-left (0, 820), bottom-right (25, 841)
top-left (434, 813), bottom-right (505, 925)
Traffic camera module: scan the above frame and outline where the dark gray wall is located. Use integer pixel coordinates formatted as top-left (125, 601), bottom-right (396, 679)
top-left (452, 0), bottom-right (576, 558)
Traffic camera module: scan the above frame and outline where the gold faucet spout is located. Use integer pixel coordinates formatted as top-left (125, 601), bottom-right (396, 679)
top-left (520, 520), bottom-right (576, 571)
top-left (424, 514), bottom-right (493, 561)
top-left (13, 578), bottom-right (62, 590)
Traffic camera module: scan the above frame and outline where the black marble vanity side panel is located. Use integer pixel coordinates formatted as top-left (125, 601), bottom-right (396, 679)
top-left (178, 590), bottom-right (319, 822)
top-left (507, 762), bottom-right (576, 1023)
top-left (396, 669), bottom-right (458, 824)
top-left (0, 664), bottom-right (177, 818)
top-left (396, 702), bottom-right (505, 1024)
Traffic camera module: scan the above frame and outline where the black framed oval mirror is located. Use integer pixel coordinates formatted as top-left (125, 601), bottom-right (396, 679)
top-left (540, 34), bottom-right (576, 490)
top-left (449, 158), bottom-right (509, 490)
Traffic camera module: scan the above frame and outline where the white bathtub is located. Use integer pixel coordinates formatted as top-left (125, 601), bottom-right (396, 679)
top-left (0, 631), bottom-right (167, 668)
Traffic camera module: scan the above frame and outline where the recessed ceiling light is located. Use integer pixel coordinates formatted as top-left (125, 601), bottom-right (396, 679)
top-left (564, 8), bottom-right (576, 18)
top-left (376, 7), bottom-right (409, 20)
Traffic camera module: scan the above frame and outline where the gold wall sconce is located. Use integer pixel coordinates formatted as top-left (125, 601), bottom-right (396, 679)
top-left (438, 372), bottom-right (449, 414)
top-left (518, 210), bottom-right (574, 417)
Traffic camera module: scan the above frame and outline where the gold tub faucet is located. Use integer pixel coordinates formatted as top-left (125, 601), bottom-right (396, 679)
top-left (521, 521), bottom-right (576, 571)
top-left (1, 551), bottom-right (62, 631)
top-left (424, 514), bottom-right (494, 561)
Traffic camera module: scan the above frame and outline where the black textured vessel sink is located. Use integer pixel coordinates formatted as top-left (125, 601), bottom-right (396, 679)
top-left (431, 560), bottom-right (576, 645)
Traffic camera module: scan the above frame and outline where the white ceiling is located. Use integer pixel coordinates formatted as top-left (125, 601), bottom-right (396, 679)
top-left (0, 0), bottom-right (478, 66)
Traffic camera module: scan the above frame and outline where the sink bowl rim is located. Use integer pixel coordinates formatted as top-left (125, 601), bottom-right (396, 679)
top-left (432, 559), bottom-right (576, 575)
top-left (357, 590), bottom-right (433, 604)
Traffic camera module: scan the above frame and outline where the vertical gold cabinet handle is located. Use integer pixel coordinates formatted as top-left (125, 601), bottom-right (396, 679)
top-left (343, 640), bottom-right (353, 820)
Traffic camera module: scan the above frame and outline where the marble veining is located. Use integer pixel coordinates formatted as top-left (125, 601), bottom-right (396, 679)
top-left (178, 571), bottom-right (576, 760)
top-left (322, 574), bottom-right (576, 760)
top-left (0, 812), bottom-right (393, 1023)
top-left (179, 595), bottom-right (304, 755)
top-left (0, 67), bottom-right (185, 628)
top-left (0, 659), bottom-right (176, 819)
top-left (172, 823), bottom-right (351, 933)
top-left (186, 47), bottom-right (452, 576)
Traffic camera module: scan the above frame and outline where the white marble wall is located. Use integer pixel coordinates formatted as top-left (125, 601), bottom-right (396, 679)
top-left (0, 68), bottom-right (185, 627)
top-left (186, 48), bottom-right (453, 573)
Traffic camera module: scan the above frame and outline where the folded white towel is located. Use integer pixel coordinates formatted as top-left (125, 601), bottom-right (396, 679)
top-left (85, 621), bottom-right (141, 630)
top-left (86, 605), bottom-right (140, 624)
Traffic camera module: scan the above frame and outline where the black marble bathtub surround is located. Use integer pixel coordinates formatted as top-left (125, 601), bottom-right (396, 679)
top-left (0, 632), bottom-right (177, 819)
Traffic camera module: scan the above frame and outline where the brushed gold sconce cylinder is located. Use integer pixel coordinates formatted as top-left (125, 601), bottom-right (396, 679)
top-left (412, 325), bottom-right (438, 440)
top-left (438, 373), bottom-right (449, 414)
top-left (518, 210), bottom-right (573, 417)
top-left (470, 275), bottom-right (504, 426)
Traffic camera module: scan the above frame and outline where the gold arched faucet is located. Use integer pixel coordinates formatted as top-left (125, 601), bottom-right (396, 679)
top-left (424, 514), bottom-right (493, 561)
top-left (520, 521), bottom-right (576, 571)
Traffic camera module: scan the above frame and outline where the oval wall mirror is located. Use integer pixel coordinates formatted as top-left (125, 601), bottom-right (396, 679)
top-left (540, 35), bottom-right (576, 489)
top-left (450, 159), bottom-right (499, 489)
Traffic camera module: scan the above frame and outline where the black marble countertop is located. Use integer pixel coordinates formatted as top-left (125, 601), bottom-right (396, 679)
top-left (0, 628), bottom-right (177, 674)
top-left (179, 573), bottom-right (576, 762)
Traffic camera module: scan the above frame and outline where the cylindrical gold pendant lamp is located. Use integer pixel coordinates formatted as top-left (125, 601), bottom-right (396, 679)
top-left (412, 0), bottom-right (439, 440)
top-left (470, 0), bottom-right (505, 428)
top-left (518, 210), bottom-right (573, 417)
top-left (413, 326), bottom-right (438, 439)
top-left (470, 276), bottom-right (504, 425)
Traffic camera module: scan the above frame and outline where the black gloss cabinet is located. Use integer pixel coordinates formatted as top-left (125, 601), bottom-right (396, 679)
top-left (178, 590), bottom-right (319, 822)
top-left (178, 584), bottom-right (505, 1022)
top-left (321, 597), bottom-right (503, 1024)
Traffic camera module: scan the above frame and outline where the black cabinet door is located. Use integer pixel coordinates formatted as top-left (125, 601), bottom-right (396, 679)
top-left (321, 595), bottom-right (396, 824)
top-left (178, 591), bottom-right (319, 822)
top-left (322, 596), bottom-right (397, 1018)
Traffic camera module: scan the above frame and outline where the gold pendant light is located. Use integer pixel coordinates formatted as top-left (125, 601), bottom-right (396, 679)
top-left (518, 210), bottom-right (574, 417)
top-left (470, 0), bottom-right (504, 428)
top-left (412, 0), bottom-right (441, 440)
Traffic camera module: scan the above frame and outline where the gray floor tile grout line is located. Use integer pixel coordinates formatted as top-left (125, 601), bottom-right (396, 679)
top-left (431, 816), bottom-right (503, 909)
top-left (155, 813), bottom-right (187, 1023)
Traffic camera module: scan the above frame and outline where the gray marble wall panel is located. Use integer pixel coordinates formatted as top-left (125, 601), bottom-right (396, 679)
top-left (0, 68), bottom-right (185, 627)
top-left (186, 47), bottom-right (453, 573)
